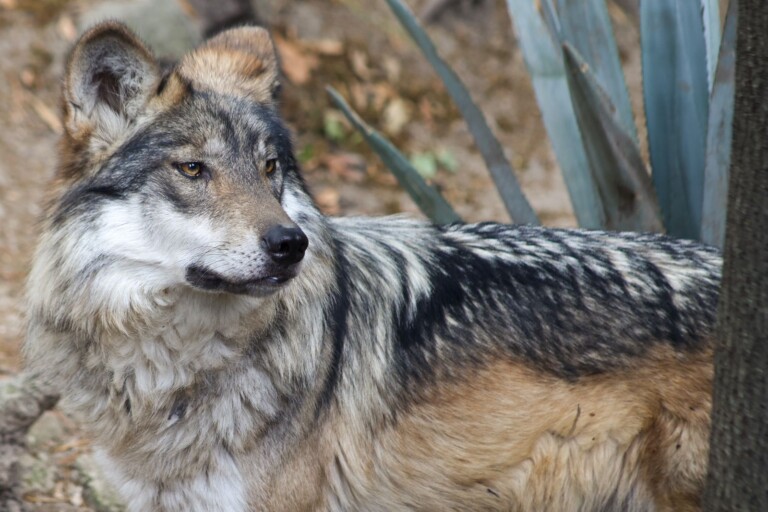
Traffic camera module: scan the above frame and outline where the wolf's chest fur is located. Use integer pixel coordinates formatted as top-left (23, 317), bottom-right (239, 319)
top-left (74, 310), bottom-right (285, 512)
top-left (24, 21), bottom-right (720, 512)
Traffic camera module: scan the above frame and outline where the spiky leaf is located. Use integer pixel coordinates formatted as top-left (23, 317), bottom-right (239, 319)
top-left (701, 0), bottom-right (721, 92)
top-left (384, 0), bottom-right (538, 225)
top-left (562, 43), bottom-right (662, 233)
top-left (702, 0), bottom-right (737, 248)
top-left (641, 0), bottom-right (709, 240)
top-left (326, 87), bottom-right (461, 224)
top-left (555, 0), bottom-right (637, 144)
top-left (540, 0), bottom-right (562, 43)
top-left (506, 0), bottom-right (605, 229)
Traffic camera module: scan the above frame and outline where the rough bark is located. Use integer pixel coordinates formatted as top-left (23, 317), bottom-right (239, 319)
top-left (0, 376), bottom-right (59, 512)
top-left (703, 0), bottom-right (768, 510)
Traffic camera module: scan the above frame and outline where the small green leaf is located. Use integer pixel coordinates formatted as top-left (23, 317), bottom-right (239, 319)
top-left (436, 148), bottom-right (459, 173)
top-left (323, 111), bottom-right (346, 142)
top-left (411, 152), bottom-right (438, 180)
top-left (297, 144), bottom-right (315, 164)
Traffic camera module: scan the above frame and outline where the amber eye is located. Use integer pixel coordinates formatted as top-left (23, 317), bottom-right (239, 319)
top-left (175, 162), bottom-right (203, 178)
top-left (265, 158), bottom-right (277, 175)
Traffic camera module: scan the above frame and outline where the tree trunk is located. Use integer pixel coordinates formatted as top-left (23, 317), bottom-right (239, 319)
top-left (703, 0), bottom-right (768, 510)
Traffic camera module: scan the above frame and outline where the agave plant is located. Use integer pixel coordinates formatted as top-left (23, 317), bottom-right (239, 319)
top-left (328, 0), bottom-right (736, 248)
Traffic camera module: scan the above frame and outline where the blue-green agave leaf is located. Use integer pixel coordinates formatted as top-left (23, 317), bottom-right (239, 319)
top-left (385, 0), bottom-right (538, 225)
top-left (562, 43), bottom-right (663, 233)
top-left (555, 0), bottom-right (638, 145)
top-left (326, 87), bottom-right (461, 224)
top-left (641, 0), bottom-right (709, 240)
top-left (701, 0), bottom-right (721, 92)
top-left (540, 0), bottom-right (562, 43)
top-left (701, 0), bottom-right (736, 249)
top-left (506, 0), bottom-right (605, 229)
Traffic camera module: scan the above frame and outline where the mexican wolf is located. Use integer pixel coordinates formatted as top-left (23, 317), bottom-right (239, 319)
top-left (24, 21), bottom-right (720, 512)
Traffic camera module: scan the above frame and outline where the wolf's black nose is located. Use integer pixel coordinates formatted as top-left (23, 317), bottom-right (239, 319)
top-left (263, 226), bottom-right (308, 265)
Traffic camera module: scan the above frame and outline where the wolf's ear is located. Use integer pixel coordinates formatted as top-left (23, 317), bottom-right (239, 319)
top-left (63, 22), bottom-right (160, 138)
top-left (178, 26), bottom-right (280, 104)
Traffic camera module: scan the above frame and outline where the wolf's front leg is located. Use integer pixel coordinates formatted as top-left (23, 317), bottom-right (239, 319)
top-left (97, 448), bottom-right (248, 512)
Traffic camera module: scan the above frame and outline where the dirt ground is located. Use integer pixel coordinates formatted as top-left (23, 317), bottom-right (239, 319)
top-left (0, 0), bottom-right (641, 509)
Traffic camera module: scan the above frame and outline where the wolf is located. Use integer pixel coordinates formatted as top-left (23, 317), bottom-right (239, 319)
top-left (23, 21), bottom-right (721, 512)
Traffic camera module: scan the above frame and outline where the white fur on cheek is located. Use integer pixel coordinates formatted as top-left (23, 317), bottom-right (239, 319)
top-left (97, 196), bottom-right (224, 274)
top-left (109, 196), bottom-right (276, 283)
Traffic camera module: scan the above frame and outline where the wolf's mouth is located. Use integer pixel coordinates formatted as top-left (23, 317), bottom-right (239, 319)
top-left (185, 264), bottom-right (297, 296)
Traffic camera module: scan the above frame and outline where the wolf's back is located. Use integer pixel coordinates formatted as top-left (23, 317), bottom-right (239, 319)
top-left (330, 217), bottom-right (720, 382)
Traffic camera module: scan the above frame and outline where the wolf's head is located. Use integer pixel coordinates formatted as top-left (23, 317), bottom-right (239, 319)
top-left (46, 22), bottom-right (321, 302)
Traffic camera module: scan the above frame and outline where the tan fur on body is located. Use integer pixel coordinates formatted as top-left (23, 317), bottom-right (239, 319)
top-left (327, 346), bottom-right (711, 512)
top-left (23, 22), bottom-right (719, 512)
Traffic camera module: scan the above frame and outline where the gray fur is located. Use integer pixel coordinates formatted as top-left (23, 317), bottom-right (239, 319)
top-left (24, 22), bottom-right (721, 511)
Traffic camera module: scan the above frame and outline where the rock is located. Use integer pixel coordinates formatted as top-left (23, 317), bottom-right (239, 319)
top-left (20, 452), bottom-right (56, 495)
top-left (75, 453), bottom-right (124, 512)
top-left (26, 411), bottom-right (65, 451)
top-left (26, 505), bottom-right (87, 512)
top-left (77, 0), bottom-right (201, 59)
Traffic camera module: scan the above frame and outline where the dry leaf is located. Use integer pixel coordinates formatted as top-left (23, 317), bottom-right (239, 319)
top-left (370, 83), bottom-right (395, 112)
top-left (323, 153), bottom-right (367, 183)
top-left (27, 93), bottom-right (62, 134)
top-left (382, 98), bottom-right (411, 136)
top-left (419, 98), bottom-right (434, 125)
top-left (315, 187), bottom-right (340, 215)
top-left (9, 76), bottom-right (25, 124)
top-left (52, 481), bottom-right (66, 501)
top-left (0, 0), bottom-right (17, 9)
top-left (304, 39), bottom-right (344, 56)
top-left (177, 0), bottom-right (196, 17)
top-left (350, 50), bottom-right (371, 81)
top-left (56, 450), bottom-right (82, 465)
top-left (23, 494), bottom-right (59, 504)
top-left (349, 83), bottom-right (368, 111)
top-left (57, 15), bottom-right (77, 42)
top-left (273, 35), bottom-right (319, 85)
top-left (53, 437), bottom-right (89, 453)
top-left (19, 68), bottom-right (36, 88)
top-left (383, 56), bottom-right (401, 83)
top-left (68, 484), bottom-right (84, 507)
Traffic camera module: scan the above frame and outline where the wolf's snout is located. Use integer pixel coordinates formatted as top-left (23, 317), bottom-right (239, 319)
top-left (263, 225), bottom-right (308, 265)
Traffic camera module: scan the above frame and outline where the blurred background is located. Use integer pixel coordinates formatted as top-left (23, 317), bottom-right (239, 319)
top-left (0, 2), bottom-right (641, 508)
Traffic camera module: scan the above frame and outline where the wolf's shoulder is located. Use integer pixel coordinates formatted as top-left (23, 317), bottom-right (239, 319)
top-left (325, 217), bottom-right (720, 379)
top-left (331, 216), bottom-right (721, 273)
top-left (444, 221), bottom-right (719, 255)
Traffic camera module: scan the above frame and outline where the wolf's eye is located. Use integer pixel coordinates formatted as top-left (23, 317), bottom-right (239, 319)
top-left (265, 158), bottom-right (277, 175)
top-left (175, 162), bottom-right (204, 178)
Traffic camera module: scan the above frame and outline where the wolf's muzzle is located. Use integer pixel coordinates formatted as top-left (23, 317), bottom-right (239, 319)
top-left (263, 225), bottom-right (308, 265)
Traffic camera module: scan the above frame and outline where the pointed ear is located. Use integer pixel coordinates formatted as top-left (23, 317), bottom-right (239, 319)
top-left (63, 22), bottom-right (160, 138)
top-left (178, 26), bottom-right (280, 104)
